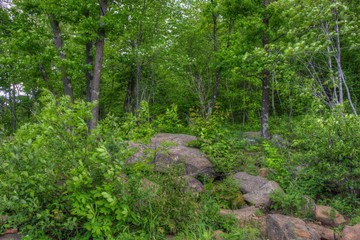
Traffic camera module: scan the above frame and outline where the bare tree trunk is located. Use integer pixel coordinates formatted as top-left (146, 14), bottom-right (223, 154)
top-left (326, 45), bottom-right (338, 106)
top-left (88, 0), bottom-right (107, 130)
top-left (208, 0), bottom-right (221, 115)
top-left (261, 0), bottom-right (271, 140)
top-left (333, 2), bottom-right (357, 115)
top-left (333, 4), bottom-right (343, 105)
top-left (48, 14), bottom-right (74, 102)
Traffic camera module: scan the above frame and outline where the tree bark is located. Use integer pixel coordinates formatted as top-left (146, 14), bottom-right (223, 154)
top-left (48, 14), bottom-right (74, 102)
top-left (261, 0), bottom-right (271, 140)
top-left (88, 0), bottom-right (108, 130)
top-left (208, 0), bottom-right (221, 115)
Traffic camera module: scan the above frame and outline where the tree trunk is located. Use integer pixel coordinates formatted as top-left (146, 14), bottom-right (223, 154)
top-left (88, 0), bottom-right (107, 130)
top-left (208, 0), bottom-right (221, 115)
top-left (333, 1), bottom-right (357, 115)
top-left (48, 14), bottom-right (74, 102)
top-left (123, 65), bottom-right (136, 113)
top-left (10, 84), bottom-right (16, 132)
top-left (85, 41), bottom-right (93, 102)
top-left (261, 0), bottom-right (271, 140)
top-left (39, 63), bottom-right (54, 94)
top-left (333, 4), bottom-right (343, 105)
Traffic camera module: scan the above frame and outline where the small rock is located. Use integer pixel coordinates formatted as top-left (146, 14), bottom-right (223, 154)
top-left (259, 168), bottom-right (269, 177)
top-left (181, 176), bottom-right (204, 193)
top-left (340, 224), bottom-right (360, 240)
top-left (219, 206), bottom-right (258, 224)
top-left (315, 205), bottom-right (346, 227)
top-left (266, 214), bottom-right (320, 240)
top-left (213, 230), bottom-right (225, 240)
top-left (307, 223), bottom-right (335, 240)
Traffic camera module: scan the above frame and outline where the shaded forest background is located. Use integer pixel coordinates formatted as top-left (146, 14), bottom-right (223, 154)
top-left (1, 0), bottom-right (359, 133)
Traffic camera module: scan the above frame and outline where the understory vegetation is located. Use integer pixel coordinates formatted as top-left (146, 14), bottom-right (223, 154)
top-left (0, 93), bottom-right (359, 239)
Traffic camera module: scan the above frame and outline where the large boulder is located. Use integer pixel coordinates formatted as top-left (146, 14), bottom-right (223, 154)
top-left (233, 172), bottom-right (282, 207)
top-left (154, 146), bottom-right (215, 177)
top-left (266, 214), bottom-right (320, 240)
top-left (340, 224), bottom-right (360, 240)
top-left (126, 134), bottom-right (215, 177)
top-left (315, 205), bottom-right (346, 227)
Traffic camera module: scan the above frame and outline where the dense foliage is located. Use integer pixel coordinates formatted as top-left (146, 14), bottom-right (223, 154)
top-left (1, 0), bottom-right (360, 238)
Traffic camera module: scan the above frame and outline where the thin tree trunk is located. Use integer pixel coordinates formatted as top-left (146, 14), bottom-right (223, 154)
top-left (208, 0), bottom-right (221, 115)
top-left (88, 0), bottom-right (107, 130)
top-left (271, 70), bottom-right (276, 116)
top-left (332, 2), bottom-right (343, 104)
top-left (134, 0), bottom-right (146, 111)
top-left (85, 42), bottom-right (93, 102)
top-left (48, 14), bottom-right (74, 102)
top-left (261, 0), bottom-right (271, 140)
top-left (10, 84), bottom-right (16, 132)
top-left (123, 66), bottom-right (136, 113)
top-left (333, 2), bottom-right (357, 115)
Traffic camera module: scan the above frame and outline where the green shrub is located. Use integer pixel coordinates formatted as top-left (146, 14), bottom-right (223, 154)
top-left (0, 92), bottom-right (135, 238)
top-left (263, 141), bottom-right (291, 188)
top-left (205, 177), bottom-right (245, 209)
top-left (292, 109), bottom-right (360, 208)
top-left (270, 189), bottom-right (315, 218)
top-left (189, 109), bottom-right (243, 173)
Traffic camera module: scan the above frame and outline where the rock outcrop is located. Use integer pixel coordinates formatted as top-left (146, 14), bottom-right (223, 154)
top-left (127, 133), bottom-right (215, 177)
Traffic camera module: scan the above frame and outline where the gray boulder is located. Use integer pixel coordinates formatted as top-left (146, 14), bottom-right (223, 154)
top-left (266, 214), bottom-right (320, 240)
top-left (233, 172), bottom-right (282, 207)
top-left (154, 146), bottom-right (215, 177)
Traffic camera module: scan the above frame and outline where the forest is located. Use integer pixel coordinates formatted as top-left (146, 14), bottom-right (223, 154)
top-left (0, 0), bottom-right (359, 239)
